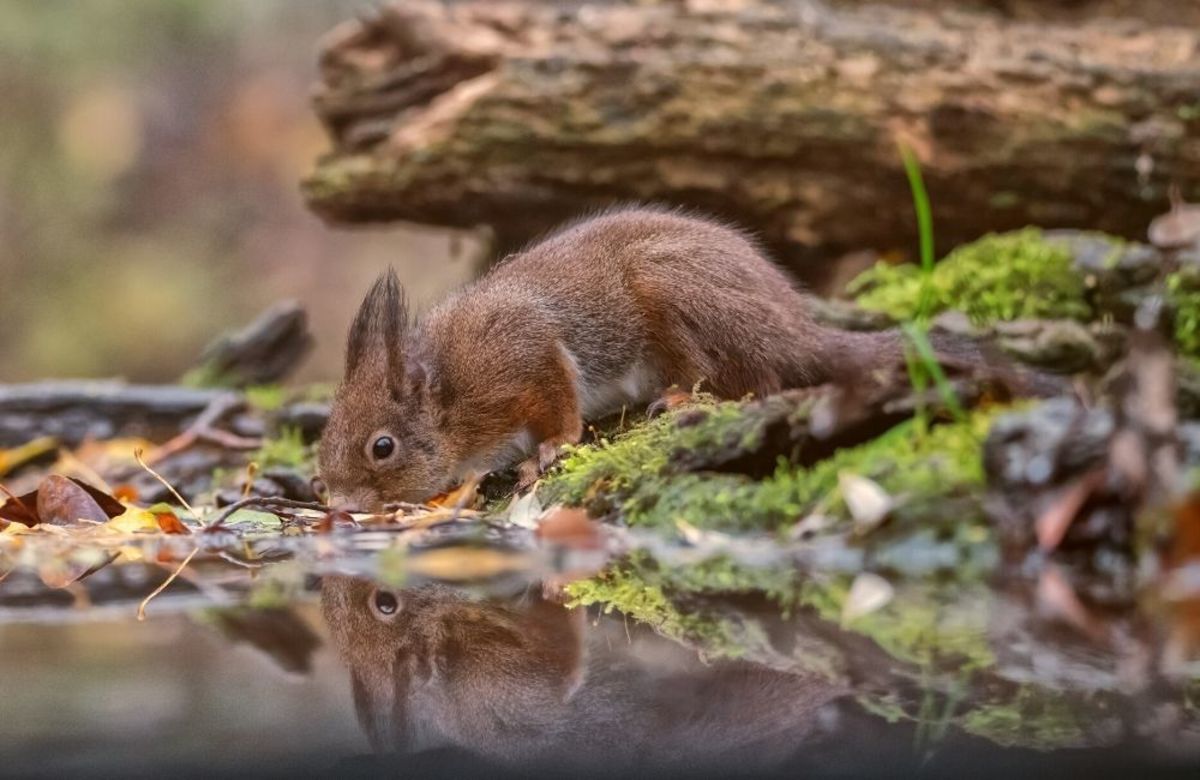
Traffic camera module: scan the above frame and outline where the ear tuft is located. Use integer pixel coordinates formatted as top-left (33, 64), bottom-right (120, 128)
top-left (345, 268), bottom-right (408, 377)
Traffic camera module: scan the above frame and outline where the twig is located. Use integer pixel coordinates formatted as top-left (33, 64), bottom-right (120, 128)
top-left (382, 501), bottom-right (436, 514)
top-left (206, 496), bottom-right (328, 529)
top-left (133, 448), bottom-right (199, 519)
top-left (137, 546), bottom-right (200, 621)
top-left (147, 392), bottom-right (261, 465)
top-left (0, 482), bottom-right (35, 525)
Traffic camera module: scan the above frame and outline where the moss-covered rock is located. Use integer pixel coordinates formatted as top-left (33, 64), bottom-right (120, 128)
top-left (543, 402), bottom-right (996, 534)
top-left (848, 228), bottom-right (1093, 325)
top-left (846, 226), bottom-right (1200, 363)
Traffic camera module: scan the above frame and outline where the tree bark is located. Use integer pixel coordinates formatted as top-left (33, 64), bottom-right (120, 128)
top-left (303, 0), bottom-right (1200, 285)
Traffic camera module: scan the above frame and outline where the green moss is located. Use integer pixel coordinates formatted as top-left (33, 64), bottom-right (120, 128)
top-left (544, 404), bottom-right (995, 534)
top-left (1168, 270), bottom-right (1200, 358)
top-left (565, 560), bottom-right (752, 659)
top-left (797, 576), bottom-right (994, 670)
top-left (848, 228), bottom-right (1093, 326)
top-left (244, 384), bottom-right (286, 412)
top-left (961, 687), bottom-right (1091, 750)
top-left (543, 398), bottom-right (748, 506)
top-left (249, 426), bottom-right (313, 470)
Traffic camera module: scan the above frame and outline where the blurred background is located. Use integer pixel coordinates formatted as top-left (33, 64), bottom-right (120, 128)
top-left (0, 1), bottom-right (482, 384)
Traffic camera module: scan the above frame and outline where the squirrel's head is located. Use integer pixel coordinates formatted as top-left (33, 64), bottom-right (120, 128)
top-left (318, 270), bottom-right (454, 510)
top-left (321, 577), bottom-right (586, 755)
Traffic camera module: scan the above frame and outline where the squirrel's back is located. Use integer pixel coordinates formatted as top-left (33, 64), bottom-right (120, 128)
top-left (422, 207), bottom-right (831, 416)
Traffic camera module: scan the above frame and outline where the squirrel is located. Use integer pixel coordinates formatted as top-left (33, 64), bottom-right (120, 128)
top-left (318, 206), bottom-right (1000, 510)
top-left (321, 576), bottom-right (844, 769)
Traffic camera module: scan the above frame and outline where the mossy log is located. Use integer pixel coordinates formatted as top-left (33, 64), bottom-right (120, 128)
top-left (304, 0), bottom-right (1200, 284)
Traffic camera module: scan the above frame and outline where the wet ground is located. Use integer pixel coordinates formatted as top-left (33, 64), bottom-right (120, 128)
top-left (2, 522), bottom-right (1198, 779)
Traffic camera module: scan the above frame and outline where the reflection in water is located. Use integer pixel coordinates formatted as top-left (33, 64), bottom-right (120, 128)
top-left (321, 577), bottom-right (845, 773)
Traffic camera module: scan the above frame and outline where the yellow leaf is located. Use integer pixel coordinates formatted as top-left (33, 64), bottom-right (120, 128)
top-left (103, 506), bottom-right (161, 534)
top-left (0, 436), bottom-right (58, 477)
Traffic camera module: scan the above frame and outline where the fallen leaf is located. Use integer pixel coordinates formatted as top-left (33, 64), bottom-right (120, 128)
top-left (155, 510), bottom-right (190, 535)
top-left (37, 548), bottom-right (117, 589)
top-left (36, 475), bottom-right (111, 526)
top-left (839, 472), bottom-right (894, 535)
top-left (406, 546), bottom-right (531, 582)
top-left (316, 510), bottom-right (358, 534)
top-left (1035, 469), bottom-right (1105, 551)
top-left (507, 490), bottom-right (543, 529)
top-left (104, 505), bottom-right (180, 535)
top-left (0, 486), bottom-right (40, 527)
top-left (64, 437), bottom-right (155, 474)
top-left (1036, 566), bottom-right (1106, 640)
top-left (113, 484), bottom-right (139, 503)
top-left (537, 506), bottom-right (603, 550)
top-left (841, 572), bottom-right (895, 626)
top-left (0, 436), bottom-right (57, 478)
top-left (427, 477), bottom-right (481, 510)
top-left (789, 513), bottom-right (834, 540)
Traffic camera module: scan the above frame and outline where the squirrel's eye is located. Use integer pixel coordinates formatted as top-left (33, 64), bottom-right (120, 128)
top-left (371, 436), bottom-right (395, 460)
top-left (371, 589), bottom-right (400, 618)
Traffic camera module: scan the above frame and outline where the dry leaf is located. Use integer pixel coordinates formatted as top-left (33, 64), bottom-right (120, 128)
top-left (537, 506), bottom-right (603, 550)
top-left (427, 477), bottom-right (481, 510)
top-left (317, 510), bottom-right (358, 534)
top-left (789, 513), bottom-right (834, 540)
top-left (0, 436), bottom-right (57, 478)
top-left (0, 487), bottom-right (40, 527)
top-left (155, 510), bottom-right (189, 535)
top-left (36, 475), bottom-right (111, 526)
top-left (406, 547), bottom-right (531, 581)
top-left (507, 490), bottom-right (543, 529)
top-left (104, 506), bottom-right (163, 534)
top-left (841, 572), bottom-right (895, 626)
top-left (1035, 469), bottom-right (1105, 551)
top-left (37, 548), bottom-right (117, 589)
top-left (838, 472), bottom-right (894, 535)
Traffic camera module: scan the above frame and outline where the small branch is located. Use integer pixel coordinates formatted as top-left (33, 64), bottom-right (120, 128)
top-left (206, 496), bottom-right (329, 529)
top-left (147, 392), bottom-right (260, 465)
top-left (134, 448), bottom-right (199, 519)
top-left (137, 547), bottom-right (200, 621)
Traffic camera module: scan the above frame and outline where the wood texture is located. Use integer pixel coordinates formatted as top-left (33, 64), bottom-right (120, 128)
top-left (304, 0), bottom-right (1200, 283)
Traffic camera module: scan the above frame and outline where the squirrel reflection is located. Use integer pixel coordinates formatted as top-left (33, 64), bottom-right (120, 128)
top-left (322, 577), bottom-right (845, 772)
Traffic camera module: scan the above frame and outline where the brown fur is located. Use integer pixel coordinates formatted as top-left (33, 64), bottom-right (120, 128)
top-left (318, 206), bottom-right (953, 508)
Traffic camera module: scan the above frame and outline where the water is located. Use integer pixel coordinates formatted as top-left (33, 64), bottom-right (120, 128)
top-left (2, 526), bottom-right (1198, 778)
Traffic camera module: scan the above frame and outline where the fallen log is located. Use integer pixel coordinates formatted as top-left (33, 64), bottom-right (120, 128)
top-left (304, 0), bottom-right (1200, 286)
top-left (0, 382), bottom-right (229, 447)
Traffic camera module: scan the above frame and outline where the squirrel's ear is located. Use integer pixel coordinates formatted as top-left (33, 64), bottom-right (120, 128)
top-left (346, 268), bottom-right (409, 379)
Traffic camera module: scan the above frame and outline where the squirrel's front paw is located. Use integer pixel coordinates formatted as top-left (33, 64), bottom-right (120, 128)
top-left (514, 442), bottom-right (568, 492)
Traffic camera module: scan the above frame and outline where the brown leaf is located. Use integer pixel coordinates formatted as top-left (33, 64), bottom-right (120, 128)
top-left (155, 510), bottom-right (190, 535)
top-left (37, 549), bottom-right (118, 589)
top-left (36, 475), bottom-right (111, 526)
top-left (316, 509), bottom-right (357, 534)
top-left (536, 506), bottom-right (604, 550)
top-left (1035, 468), bottom-right (1105, 551)
top-left (1, 476), bottom-right (125, 528)
top-left (0, 486), bottom-right (40, 527)
top-left (427, 477), bottom-right (481, 510)
top-left (113, 484), bottom-right (139, 503)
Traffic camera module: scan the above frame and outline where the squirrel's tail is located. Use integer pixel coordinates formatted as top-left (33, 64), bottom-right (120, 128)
top-left (808, 326), bottom-right (1064, 399)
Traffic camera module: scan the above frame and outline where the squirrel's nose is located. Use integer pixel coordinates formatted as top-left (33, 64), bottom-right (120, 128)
top-left (327, 492), bottom-right (360, 512)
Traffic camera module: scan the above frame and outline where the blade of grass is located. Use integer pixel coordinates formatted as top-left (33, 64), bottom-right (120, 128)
top-left (900, 143), bottom-right (937, 323)
top-left (903, 323), bottom-right (966, 422)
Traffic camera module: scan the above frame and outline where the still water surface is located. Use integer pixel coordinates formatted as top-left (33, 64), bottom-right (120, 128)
top-left (2, 529), bottom-right (1198, 778)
